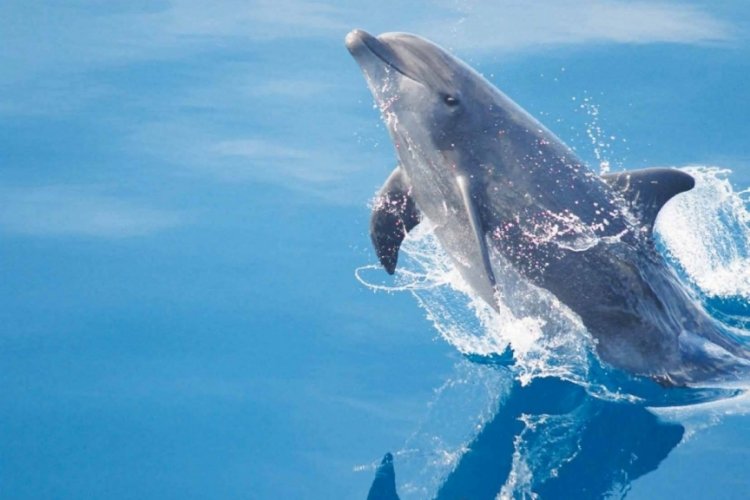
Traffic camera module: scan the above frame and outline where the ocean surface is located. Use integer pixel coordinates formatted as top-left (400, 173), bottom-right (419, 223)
top-left (2, 2), bottom-right (750, 499)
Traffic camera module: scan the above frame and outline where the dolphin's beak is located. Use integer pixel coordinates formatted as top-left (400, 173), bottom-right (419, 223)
top-left (345, 29), bottom-right (375, 56)
top-left (345, 29), bottom-right (386, 65)
top-left (345, 29), bottom-right (423, 85)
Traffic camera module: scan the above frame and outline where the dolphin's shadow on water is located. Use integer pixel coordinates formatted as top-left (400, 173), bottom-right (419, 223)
top-left (368, 377), bottom-right (686, 500)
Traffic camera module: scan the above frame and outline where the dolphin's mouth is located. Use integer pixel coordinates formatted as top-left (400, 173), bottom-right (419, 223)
top-left (345, 29), bottom-right (424, 86)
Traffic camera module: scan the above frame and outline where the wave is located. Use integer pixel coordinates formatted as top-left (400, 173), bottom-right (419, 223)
top-left (656, 166), bottom-right (750, 330)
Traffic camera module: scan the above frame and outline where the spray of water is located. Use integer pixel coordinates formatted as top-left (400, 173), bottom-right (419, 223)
top-left (656, 167), bottom-right (750, 303)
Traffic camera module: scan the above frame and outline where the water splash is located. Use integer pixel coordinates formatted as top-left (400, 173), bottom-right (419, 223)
top-left (499, 408), bottom-right (587, 500)
top-left (655, 166), bottom-right (750, 305)
top-left (358, 219), bottom-right (594, 387)
top-left (572, 93), bottom-right (624, 175)
top-left (393, 362), bottom-right (511, 499)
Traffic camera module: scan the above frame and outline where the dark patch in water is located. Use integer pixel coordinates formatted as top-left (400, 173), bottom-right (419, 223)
top-left (367, 378), bottom-right (687, 499)
top-left (367, 453), bottom-right (399, 500)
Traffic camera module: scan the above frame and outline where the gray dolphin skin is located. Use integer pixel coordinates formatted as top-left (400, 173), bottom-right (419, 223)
top-left (346, 29), bottom-right (748, 384)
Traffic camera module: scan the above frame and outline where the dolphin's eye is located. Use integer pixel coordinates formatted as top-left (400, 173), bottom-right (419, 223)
top-left (444, 95), bottom-right (460, 106)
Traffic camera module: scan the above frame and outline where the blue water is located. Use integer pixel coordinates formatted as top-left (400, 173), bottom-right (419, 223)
top-left (2, 2), bottom-right (750, 499)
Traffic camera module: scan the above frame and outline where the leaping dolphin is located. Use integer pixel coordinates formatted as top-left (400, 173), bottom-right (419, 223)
top-left (346, 29), bottom-right (749, 384)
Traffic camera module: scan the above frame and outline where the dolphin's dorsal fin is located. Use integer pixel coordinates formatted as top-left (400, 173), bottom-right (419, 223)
top-left (366, 453), bottom-right (400, 500)
top-left (601, 168), bottom-right (695, 233)
top-left (370, 166), bottom-right (421, 274)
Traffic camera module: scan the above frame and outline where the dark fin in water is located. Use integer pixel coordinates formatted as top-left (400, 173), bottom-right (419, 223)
top-left (602, 168), bottom-right (695, 234)
top-left (371, 167), bottom-right (421, 274)
top-left (367, 452), bottom-right (400, 500)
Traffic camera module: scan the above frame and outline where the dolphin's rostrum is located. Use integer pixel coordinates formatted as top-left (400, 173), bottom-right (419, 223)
top-left (347, 29), bottom-right (748, 384)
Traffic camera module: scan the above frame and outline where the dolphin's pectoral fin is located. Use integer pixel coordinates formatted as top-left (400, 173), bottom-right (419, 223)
top-left (602, 168), bottom-right (695, 233)
top-left (370, 166), bottom-right (421, 274)
top-left (456, 175), bottom-right (498, 294)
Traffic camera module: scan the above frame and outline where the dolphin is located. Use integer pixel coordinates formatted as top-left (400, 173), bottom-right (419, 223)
top-left (346, 29), bottom-right (749, 384)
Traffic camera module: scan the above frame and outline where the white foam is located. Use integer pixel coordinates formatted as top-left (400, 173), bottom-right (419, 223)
top-left (656, 166), bottom-right (750, 300)
top-left (358, 220), bottom-right (594, 386)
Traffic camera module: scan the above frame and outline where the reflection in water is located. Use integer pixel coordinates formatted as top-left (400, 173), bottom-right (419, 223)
top-left (368, 453), bottom-right (400, 500)
top-left (438, 378), bottom-right (683, 499)
top-left (368, 377), bottom-right (685, 499)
